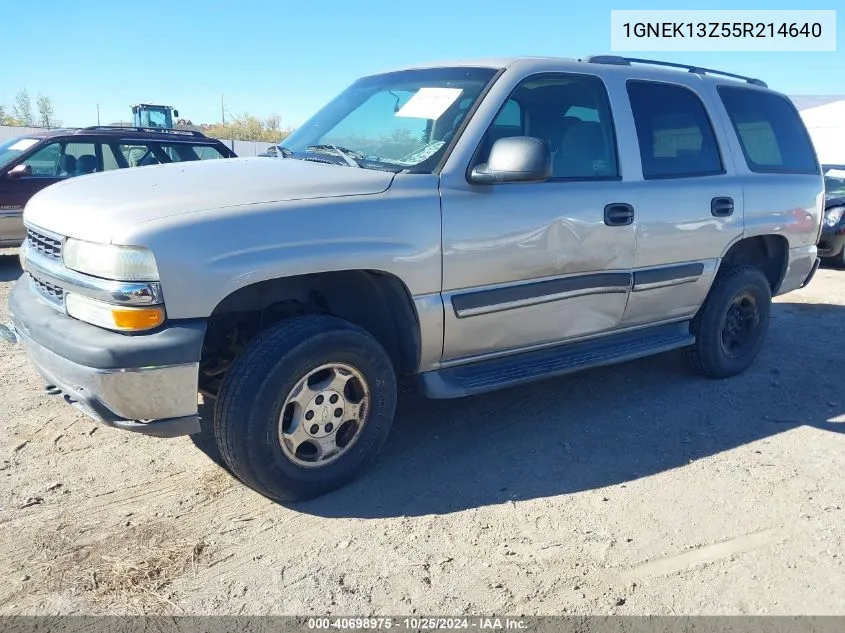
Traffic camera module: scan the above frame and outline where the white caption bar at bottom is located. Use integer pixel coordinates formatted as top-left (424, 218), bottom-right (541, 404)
top-left (610, 10), bottom-right (836, 52)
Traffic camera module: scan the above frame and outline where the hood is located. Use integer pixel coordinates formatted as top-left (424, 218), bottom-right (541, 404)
top-left (23, 156), bottom-right (395, 243)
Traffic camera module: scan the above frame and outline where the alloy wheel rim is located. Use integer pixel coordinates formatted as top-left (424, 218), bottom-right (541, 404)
top-left (278, 363), bottom-right (370, 468)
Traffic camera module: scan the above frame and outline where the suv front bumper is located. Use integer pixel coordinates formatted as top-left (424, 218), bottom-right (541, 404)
top-left (817, 229), bottom-right (845, 259)
top-left (7, 276), bottom-right (206, 438)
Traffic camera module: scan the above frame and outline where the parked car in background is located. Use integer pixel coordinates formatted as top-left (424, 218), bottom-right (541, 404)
top-left (817, 165), bottom-right (845, 266)
top-left (0, 126), bottom-right (236, 247)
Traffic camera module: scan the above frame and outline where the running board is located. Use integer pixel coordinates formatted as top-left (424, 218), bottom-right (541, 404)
top-left (420, 321), bottom-right (695, 399)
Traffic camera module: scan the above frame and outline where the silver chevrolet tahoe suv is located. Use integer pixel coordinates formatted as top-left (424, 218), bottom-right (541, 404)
top-left (3, 56), bottom-right (824, 501)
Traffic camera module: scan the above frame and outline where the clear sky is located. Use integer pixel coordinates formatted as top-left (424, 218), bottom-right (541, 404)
top-left (1, 0), bottom-right (841, 128)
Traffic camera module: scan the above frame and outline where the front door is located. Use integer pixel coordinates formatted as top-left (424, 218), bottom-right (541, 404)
top-left (0, 139), bottom-right (105, 242)
top-left (438, 72), bottom-right (639, 362)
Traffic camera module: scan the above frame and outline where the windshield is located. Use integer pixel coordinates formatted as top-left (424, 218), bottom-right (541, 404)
top-left (824, 165), bottom-right (845, 197)
top-left (280, 66), bottom-right (499, 173)
top-left (0, 136), bottom-right (41, 171)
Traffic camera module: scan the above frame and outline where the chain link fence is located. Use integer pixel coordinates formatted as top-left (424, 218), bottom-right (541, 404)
top-left (0, 125), bottom-right (275, 157)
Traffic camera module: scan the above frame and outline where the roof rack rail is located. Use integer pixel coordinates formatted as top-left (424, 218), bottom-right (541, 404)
top-left (79, 125), bottom-right (208, 137)
top-left (582, 55), bottom-right (768, 88)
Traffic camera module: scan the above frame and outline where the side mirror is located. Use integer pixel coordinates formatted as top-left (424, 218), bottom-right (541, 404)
top-left (470, 136), bottom-right (551, 184)
top-left (173, 109), bottom-right (179, 118)
top-left (7, 164), bottom-right (32, 179)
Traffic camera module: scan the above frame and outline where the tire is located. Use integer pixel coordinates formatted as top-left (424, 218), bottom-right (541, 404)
top-left (685, 265), bottom-right (772, 379)
top-left (213, 314), bottom-right (397, 502)
top-left (830, 244), bottom-right (845, 269)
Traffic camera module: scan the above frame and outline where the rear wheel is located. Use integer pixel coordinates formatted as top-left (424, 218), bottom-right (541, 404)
top-left (685, 265), bottom-right (772, 379)
top-left (213, 314), bottom-right (397, 502)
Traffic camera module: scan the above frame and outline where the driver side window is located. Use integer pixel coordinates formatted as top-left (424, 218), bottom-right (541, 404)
top-left (476, 73), bottom-right (620, 180)
top-left (21, 142), bottom-right (62, 177)
top-left (21, 141), bottom-right (102, 178)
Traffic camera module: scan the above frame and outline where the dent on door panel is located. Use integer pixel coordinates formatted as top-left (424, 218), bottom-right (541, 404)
top-left (439, 180), bottom-right (638, 362)
top-left (442, 269), bottom-right (632, 362)
top-left (451, 271), bottom-right (631, 318)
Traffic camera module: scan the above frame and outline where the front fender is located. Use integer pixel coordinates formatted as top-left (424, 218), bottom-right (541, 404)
top-left (126, 177), bottom-right (443, 320)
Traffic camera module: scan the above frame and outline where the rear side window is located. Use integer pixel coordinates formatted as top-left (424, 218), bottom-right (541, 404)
top-left (193, 145), bottom-right (228, 160)
top-left (718, 86), bottom-right (818, 175)
top-left (118, 143), bottom-right (161, 167)
top-left (161, 144), bottom-right (227, 161)
top-left (627, 80), bottom-right (723, 179)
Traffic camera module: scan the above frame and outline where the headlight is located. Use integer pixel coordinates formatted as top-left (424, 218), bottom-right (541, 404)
top-left (63, 239), bottom-right (159, 281)
top-left (65, 293), bottom-right (165, 332)
top-left (825, 207), bottom-right (844, 228)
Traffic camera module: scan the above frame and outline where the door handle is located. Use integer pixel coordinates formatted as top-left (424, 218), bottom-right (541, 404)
top-left (604, 203), bottom-right (635, 227)
top-left (711, 196), bottom-right (734, 217)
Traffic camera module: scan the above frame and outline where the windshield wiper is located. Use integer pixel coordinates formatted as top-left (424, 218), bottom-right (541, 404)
top-left (276, 146), bottom-right (294, 158)
top-left (305, 144), bottom-right (361, 168)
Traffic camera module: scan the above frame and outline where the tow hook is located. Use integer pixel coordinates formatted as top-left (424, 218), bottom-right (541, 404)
top-left (0, 322), bottom-right (18, 345)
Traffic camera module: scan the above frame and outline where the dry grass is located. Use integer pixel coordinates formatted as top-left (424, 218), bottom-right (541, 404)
top-left (35, 521), bottom-right (208, 613)
top-left (196, 467), bottom-right (233, 500)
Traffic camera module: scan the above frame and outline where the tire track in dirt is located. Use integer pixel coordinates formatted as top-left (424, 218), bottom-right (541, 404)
top-left (617, 528), bottom-right (788, 580)
top-left (0, 472), bottom-right (199, 567)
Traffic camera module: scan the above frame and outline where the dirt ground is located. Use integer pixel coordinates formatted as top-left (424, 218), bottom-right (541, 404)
top-left (1, 247), bottom-right (844, 616)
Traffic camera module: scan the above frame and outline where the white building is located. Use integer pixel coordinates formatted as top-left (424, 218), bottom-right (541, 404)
top-left (792, 95), bottom-right (845, 165)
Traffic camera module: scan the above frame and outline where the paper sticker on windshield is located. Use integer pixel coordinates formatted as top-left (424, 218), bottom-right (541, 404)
top-left (396, 87), bottom-right (463, 120)
top-left (825, 168), bottom-right (845, 179)
top-left (7, 139), bottom-right (39, 152)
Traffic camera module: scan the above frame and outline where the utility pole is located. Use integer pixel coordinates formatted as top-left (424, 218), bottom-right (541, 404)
top-left (221, 93), bottom-right (234, 151)
top-left (96, 104), bottom-right (100, 125)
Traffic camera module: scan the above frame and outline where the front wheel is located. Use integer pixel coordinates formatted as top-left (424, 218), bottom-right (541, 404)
top-left (685, 265), bottom-right (772, 379)
top-left (213, 315), bottom-right (397, 502)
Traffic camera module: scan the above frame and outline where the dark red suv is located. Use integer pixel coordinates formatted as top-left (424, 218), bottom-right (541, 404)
top-left (0, 126), bottom-right (236, 247)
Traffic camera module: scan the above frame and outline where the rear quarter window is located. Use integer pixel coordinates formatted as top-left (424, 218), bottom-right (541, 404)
top-left (193, 145), bottom-right (228, 160)
top-left (161, 144), bottom-right (228, 161)
top-left (717, 86), bottom-right (819, 175)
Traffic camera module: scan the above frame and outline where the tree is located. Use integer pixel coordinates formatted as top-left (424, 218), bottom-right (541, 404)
top-left (265, 113), bottom-right (281, 134)
top-left (13, 89), bottom-right (33, 126)
top-left (37, 94), bottom-right (61, 128)
top-left (204, 113), bottom-right (292, 143)
top-left (0, 103), bottom-right (6, 123)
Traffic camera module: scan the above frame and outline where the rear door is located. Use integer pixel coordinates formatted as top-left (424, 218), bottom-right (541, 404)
top-left (619, 79), bottom-right (744, 327)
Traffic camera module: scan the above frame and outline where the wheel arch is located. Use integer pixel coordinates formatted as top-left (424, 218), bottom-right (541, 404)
top-left (202, 269), bottom-right (422, 382)
top-left (717, 234), bottom-right (789, 295)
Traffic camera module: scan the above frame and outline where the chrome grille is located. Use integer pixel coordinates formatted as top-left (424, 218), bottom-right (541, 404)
top-left (26, 228), bottom-right (63, 260)
top-left (30, 275), bottom-right (64, 304)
